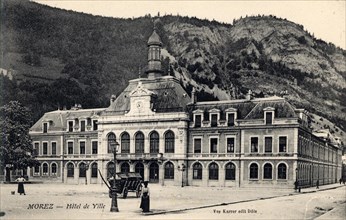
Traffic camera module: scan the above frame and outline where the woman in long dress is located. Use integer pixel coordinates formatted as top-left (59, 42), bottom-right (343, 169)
top-left (15, 175), bottom-right (26, 195)
top-left (140, 181), bottom-right (150, 212)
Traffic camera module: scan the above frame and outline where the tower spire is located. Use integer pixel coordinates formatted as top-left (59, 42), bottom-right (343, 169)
top-left (146, 19), bottom-right (163, 79)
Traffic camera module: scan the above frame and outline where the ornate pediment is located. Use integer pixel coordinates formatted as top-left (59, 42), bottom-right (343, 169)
top-left (129, 82), bottom-right (155, 97)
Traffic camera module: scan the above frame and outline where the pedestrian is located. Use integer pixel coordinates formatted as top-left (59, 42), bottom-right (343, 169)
top-left (15, 175), bottom-right (26, 195)
top-left (316, 180), bottom-right (319, 189)
top-left (343, 178), bottom-right (345, 185)
top-left (140, 181), bottom-right (150, 213)
top-left (294, 181), bottom-right (298, 191)
top-left (340, 178), bottom-right (342, 184)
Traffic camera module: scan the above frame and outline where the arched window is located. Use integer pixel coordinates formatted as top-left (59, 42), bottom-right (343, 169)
top-left (165, 131), bottom-right (175, 153)
top-left (263, 163), bottom-right (273, 179)
top-left (107, 132), bottom-right (116, 153)
top-left (209, 163), bottom-right (219, 180)
top-left (51, 163), bottom-right (57, 175)
top-left (249, 163), bottom-right (258, 179)
top-left (225, 162), bottom-right (236, 180)
top-left (164, 162), bottom-right (174, 179)
top-left (79, 163), bottom-right (86, 177)
top-left (135, 163), bottom-right (144, 179)
top-left (135, 132), bottom-right (145, 153)
top-left (150, 131), bottom-right (160, 153)
top-left (107, 162), bottom-right (115, 178)
top-left (278, 163), bottom-right (287, 179)
top-left (43, 163), bottom-right (48, 175)
top-left (121, 132), bottom-right (130, 153)
top-left (121, 162), bottom-right (130, 173)
top-left (193, 163), bottom-right (203, 180)
top-left (67, 163), bottom-right (74, 177)
top-left (91, 163), bottom-right (98, 178)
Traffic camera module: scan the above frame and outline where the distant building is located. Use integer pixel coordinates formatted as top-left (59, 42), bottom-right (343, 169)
top-left (28, 27), bottom-right (342, 188)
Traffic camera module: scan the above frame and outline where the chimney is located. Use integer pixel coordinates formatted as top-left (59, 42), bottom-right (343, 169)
top-left (246, 90), bottom-right (252, 100)
top-left (191, 87), bottom-right (196, 104)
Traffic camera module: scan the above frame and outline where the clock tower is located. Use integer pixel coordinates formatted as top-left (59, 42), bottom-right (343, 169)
top-left (126, 81), bottom-right (156, 116)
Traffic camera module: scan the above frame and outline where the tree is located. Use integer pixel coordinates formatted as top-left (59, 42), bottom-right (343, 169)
top-left (0, 101), bottom-right (39, 182)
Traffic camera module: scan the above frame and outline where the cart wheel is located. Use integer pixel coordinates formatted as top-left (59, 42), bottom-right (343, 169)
top-left (123, 188), bottom-right (128, 199)
top-left (136, 185), bottom-right (142, 198)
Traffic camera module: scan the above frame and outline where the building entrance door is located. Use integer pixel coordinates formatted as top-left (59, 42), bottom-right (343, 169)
top-left (149, 163), bottom-right (159, 183)
top-left (135, 162), bottom-right (144, 179)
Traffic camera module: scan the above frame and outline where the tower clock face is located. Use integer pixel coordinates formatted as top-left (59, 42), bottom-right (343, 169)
top-left (136, 101), bottom-right (143, 109)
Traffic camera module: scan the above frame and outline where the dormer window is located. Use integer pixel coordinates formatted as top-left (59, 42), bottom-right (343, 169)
top-left (227, 113), bottom-right (235, 126)
top-left (225, 108), bottom-right (237, 127)
top-left (209, 109), bottom-right (220, 128)
top-left (43, 122), bottom-right (48, 133)
top-left (93, 120), bottom-right (98, 131)
top-left (264, 107), bottom-right (275, 125)
top-left (80, 120), bottom-right (86, 132)
top-left (195, 115), bottom-right (201, 127)
top-left (265, 112), bottom-right (273, 124)
top-left (211, 114), bottom-right (218, 127)
top-left (68, 121), bottom-right (74, 132)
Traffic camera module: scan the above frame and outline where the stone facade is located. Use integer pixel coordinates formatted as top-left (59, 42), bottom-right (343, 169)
top-left (28, 28), bottom-right (342, 188)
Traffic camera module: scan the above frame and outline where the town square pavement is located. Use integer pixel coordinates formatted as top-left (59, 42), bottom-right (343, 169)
top-left (0, 182), bottom-right (345, 219)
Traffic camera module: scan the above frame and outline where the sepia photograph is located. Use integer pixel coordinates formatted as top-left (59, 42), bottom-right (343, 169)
top-left (0, 0), bottom-right (345, 219)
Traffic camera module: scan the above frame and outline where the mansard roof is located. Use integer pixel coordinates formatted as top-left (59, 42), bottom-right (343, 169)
top-left (105, 76), bottom-right (191, 114)
top-left (244, 98), bottom-right (297, 119)
top-left (30, 108), bottom-right (105, 132)
top-left (188, 96), bottom-right (298, 120)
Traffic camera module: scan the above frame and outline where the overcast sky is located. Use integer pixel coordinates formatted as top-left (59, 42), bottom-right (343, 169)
top-left (33, 0), bottom-right (346, 49)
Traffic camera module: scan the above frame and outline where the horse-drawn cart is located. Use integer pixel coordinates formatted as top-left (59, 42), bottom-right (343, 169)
top-left (108, 172), bottom-right (143, 199)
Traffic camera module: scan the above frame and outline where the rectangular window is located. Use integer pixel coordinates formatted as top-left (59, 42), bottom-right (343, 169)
top-left (87, 118), bottom-right (92, 126)
top-left (194, 138), bottom-right (201, 153)
top-left (93, 120), bottom-right (98, 131)
top-left (227, 138), bottom-right (235, 153)
top-left (80, 121), bottom-right (85, 132)
top-left (211, 114), bottom-right (218, 127)
top-left (68, 121), bottom-right (73, 132)
top-left (51, 142), bottom-right (56, 155)
top-left (266, 112), bottom-right (273, 125)
top-left (80, 141), bottom-right (86, 154)
top-left (68, 142), bottom-right (73, 154)
top-left (264, 137), bottom-right (273, 153)
top-left (92, 141), bottom-right (98, 154)
top-left (210, 138), bottom-right (218, 153)
top-left (250, 137), bottom-right (258, 153)
top-left (33, 143), bottom-right (39, 156)
top-left (43, 123), bottom-right (48, 133)
top-left (195, 115), bottom-right (201, 128)
top-left (34, 165), bottom-right (40, 174)
top-left (43, 142), bottom-right (48, 155)
top-left (279, 137), bottom-right (287, 152)
top-left (227, 113), bottom-right (235, 126)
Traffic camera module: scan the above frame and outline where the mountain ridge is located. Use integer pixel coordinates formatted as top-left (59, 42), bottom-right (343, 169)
top-left (1, 0), bottom-right (345, 144)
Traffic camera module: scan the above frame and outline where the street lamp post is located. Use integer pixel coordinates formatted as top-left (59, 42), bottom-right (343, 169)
top-left (110, 141), bottom-right (120, 212)
top-left (178, 163), bottom-right (186, 187)
top-left (157, 153), bottom-right (164, 186)
top-left (85, 162), bottom-right (90, 185)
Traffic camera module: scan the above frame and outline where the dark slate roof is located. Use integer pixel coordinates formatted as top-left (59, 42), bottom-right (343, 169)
top-left (147, 29), bottom-right (162, 46)
top-left (105, 76), bottom-right (191, 114)
top-left (245, 99), bottom-right (297, 119)
top-left (189, 96), bottom-right (298, 120)
top-left (30, 108), bottom-right (105, 132)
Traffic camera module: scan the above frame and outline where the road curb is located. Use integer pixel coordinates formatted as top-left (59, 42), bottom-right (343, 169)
top-left (142, 185), bottom-right (345, 216)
